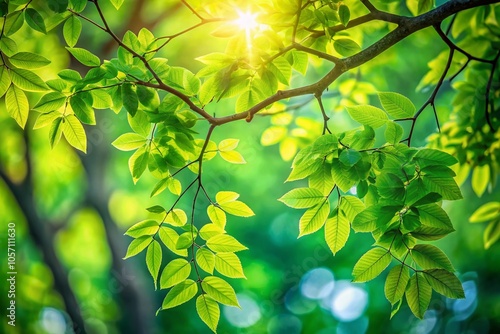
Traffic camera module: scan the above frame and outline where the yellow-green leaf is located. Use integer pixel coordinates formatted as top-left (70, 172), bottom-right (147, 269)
top-left (165, 209), bottom-right (188, 227)
top-left (218, 139), bottom-right (239, 151)
top-left (161, 279), bottom-right (197, 309)
top-left (112, 133), bottom-right (147, 151)
top-left (299, 201), bottom-right (329, 237)
top-left (5, 85), bottom-right (29, 128)
top-left (220, 150), bottom-right (246, 164)
top-left (405, 272), bottom-right (432, 319)
top-left (352, 247), bottom-right (391, 282)
top-left (125, 220), bottom-right (158, 237)
top-left (160, 258), bottom-right (191, 289)
top-left (201, 276), bottom-right (239, 307)
top-left (472, 164), bottom-right (490, 197)
top-left (219, 201), bottom-right (254, 217)
top-left (206, 234), bottom-right (248, 253)
top-left (158, 226), bottom-right (188, 257)
top-left (208, 205), bottom-right (227, 229)
top-left (146, 240), bottom-right (162, 289)
top-left (214, 252), bottom-right (245, 279)
top-left (124, 235), bottom-right (151, 259)
top-left (196, 248), bottom-right (215, 274)
top-left (196, 295), bottom-right (220, 333)
top-left (384, 264), bottom-right (410, 304)
top-left (62, 114), bottom-right (87, 152)
top-left (325, 210), bottom-right (350, 255)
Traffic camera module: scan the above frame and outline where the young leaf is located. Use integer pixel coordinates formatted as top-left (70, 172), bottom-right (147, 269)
top-left (165, 209), bottom-right (188, 227)
top-left (5, 85), bottom-right (29, 128)
top-left (384, 264), bottom-right (410, 304)
top-left (325, 210), bottom-right (350, 255)
top-left (70, 95), bottom-right (95, 125)
top-left (411, 244), bottom-right (455, 271)
top-left (34, 92), bottom-right (67, 113)
top-left (63, 15), bottom-right (82, 47)
top-left (334, 38), bottom-right (361, 57)
top-left (0, 67), bottom-right (11, 98)
top-left (214, 252), bottom-right (246, 278)
top-left (385, 121), bottom-right (404, 145)
top-left (219, 201), bottom-right (254, 217)
top-left (160, 258), bottom-right (192, 289)
top-left (201, 276), bottom-right (240, 307)
top-left (124, 235), bottom-right (151, 259)
top-left (218, 139), bottom-right (239, 151)
top-left (472, 164), bottom-right (490, 197)
top-left (196, 248), bottom-right (215, 274)
top-left (66, 47), bottom-right (101, 67)
top-left (206, 234), bottom-right (248, 253)
top-left (422, 269), bottom-right (464, 298)
top-left (299, 201), bottom-right (330, 237)
top-left (352, 247), bottom-right (391, 282)
top-left (219, 150), bottom-right (246, 164)
top-left (346, 105), bottom-right (388, 128)
top-left (340, 195), bottom-right (365, 222)
top-left (62, 114), bottom-right (87, 152)
top-left (49, 117), bottom-right (64, 148)
top-left (10, 68), bottom-right (48, 91)
top-left (208, 205), bottom-right (227, 229)
top-left (279, 187), bottom-right (325, 209)
top-left (378, 92), bottom-right (416, 118)
top-left (196, 295), bottom-right (220, 333)
top-left (146, 240), bottom-right (162, 289)
top-left (199, 224), bottom-right (225, 240)
top-left (405, 272), bottom-right (432, 319)
top-left (9, 52), bottom-right (50, 69)
top-left (125, 220), bottom-right (158, 237)
top-left (469, 202), bottom-right (500, 223)
top-left (128, 146), bottom-right (149, 183)
top-left (112, 133), bottom-right (147, 151)
top-left (159, 227), bottom-right (188, 257)
top-left (161, 279), bottom-right (198, 309)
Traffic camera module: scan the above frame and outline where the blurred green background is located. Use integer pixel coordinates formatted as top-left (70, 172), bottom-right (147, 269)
top-left (1, 1), bottom-right (500, 333)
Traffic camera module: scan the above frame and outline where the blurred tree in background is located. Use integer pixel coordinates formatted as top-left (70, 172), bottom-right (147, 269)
top-left (1, 0), bottom-right (500, 333)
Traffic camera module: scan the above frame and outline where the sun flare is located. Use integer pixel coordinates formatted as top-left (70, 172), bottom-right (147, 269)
top-left (234, 11), bottom-right (259, 31)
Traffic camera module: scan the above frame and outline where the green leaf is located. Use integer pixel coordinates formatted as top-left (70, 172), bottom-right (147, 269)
top-left (66, 47), bottom-right (100, 67)
top-left (325, 210), bottom-right (350, 255)
top-left (70, 95), bottom-right (95, 125)
top-left (422, 175), bottom-right (462, 200)
top-left (49, 117), bottom-right (64, 148)
top-left (196, 248), bottom-right (215, 274)
top-left (109, 0), bottom-right (125, 10)
top-left (413, 149), bottom-right (457, 168)
top-left (161, 279), bottom-right (198, 309)
top-left (128, 110), bottom-right (151, 137)
top-left (34, 111), bottom-right (61, 130)
top-left (159, 227), bottom-right (188, 257)
top-left (279, 188), bottom-right (325, 209)
top-left (63, 15), bottom-right (82, 47)
top-left (34, 92), bottom-right (66, 113)
top-left (62, 114), bottom-right (87, 152)
top-left (5, 85), bottom-right (29, 128)
top-left (339, 149), bottom-right (362, 166)
top-left (385, 121), bottom-right (404, 145)
top-left (376, 173), bottom-right (405, 200)
top-left (299, 201), bottom-right (330, 237)
top-left (219, 201), bottom-right (254, 217)
top-left (334, 38), bottom-right (361, 57)
top-left (112, 133), bottom-right (147, 151)
top-left (196, 295), bottom-right (220, 333)
top-left (0, 67), bottom-right (11, 98)
top-left (206, 234), bottom-right (248, 253)
top-left (25, 8), bottom-right (46, 34)
top-left (216, 191), bottom-right (240, 204)
top-left (208, 205), bottom-right (227, 229)
top-left (9, 52), bottom-right (50, 69)
top-left (411, 244), bottom-right (455, 271)
top-left (122, 83), bottom-right (139, 116)
top-left (201, 276), bottom-right (240, 307)
top-left (331, 159), bottom-right (356, 192)
top-left (417, 0), bottom-right (434, 14)
top-left (220, 150), bottom-right (246, 164)
top-left (417, 204), bottom-right (454, 232)
top-left (422, 269), bottom-right (464, 299)
top-left (472, 164), bottom-right (490, 197)
top-left (352, 247), bottom-right (392, 282)
top-left (10, 68), bottom-right (48, 91)
top-left (146, 205), bottom-right (165, 214)
top-left (146, 240), bottom-right (162, 289)
top-left (199, 224), bottom-right (225, 240)
top-left (214, 252), bottom-right (245, 278)
top-left (378, 92), bottom-right (416, 118)
top-left (165, 209), bottom-right (188, 227)
top-left (124, 235), bottom-right (151, 259)
top-left (176, 232), bottom-right (194, 249)
top-left (128, 146), bottom-right (149, 183)
top-left (70, 0), bottom-right (87, 12)
top-left (352, 205), bottom-right (399, 232)
top-left (340, 195), bottom-right (366, 222)
top-left (405, 272), bottom-right (432, 319)
top-left (338, 5), bottom-right (350, 27)
top-left (384, 264), bottom-right (410, 304)
top-left (125, 220), bottom-right (158, 237)
top-left (346, 105), bottom-right (388, 129)
top-left (160, 258), bottom-right (191, 289)
top-left (469, 202), bottom-right (500, 223)
top-left (484, 220), bottom-right (500, 249)
top-left (0, 36), bottom-right (18, 57)
top-left (4, 11), bottom-right (24, 36)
